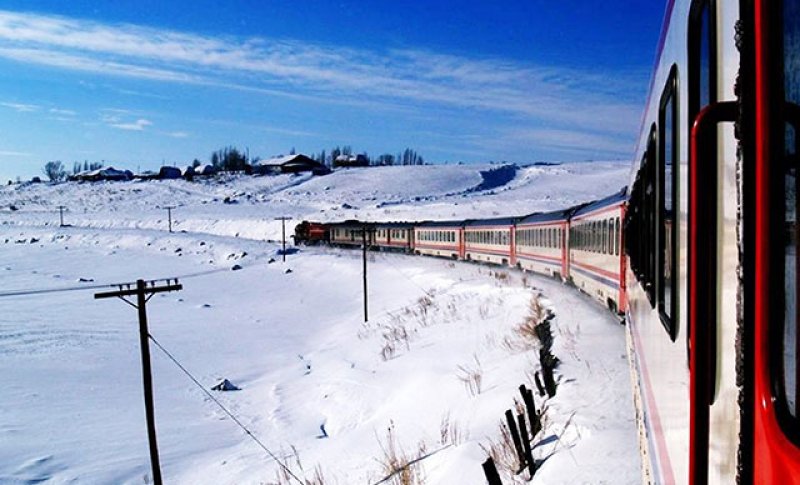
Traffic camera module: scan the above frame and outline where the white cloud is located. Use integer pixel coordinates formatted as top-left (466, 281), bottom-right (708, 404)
top-left (166, 131), bottom-right (188, 138)
top-left (0, 149), bottom-right (32, 156)
top-left (49, 107), bottom-right (76, 116)
top-left (0, 10), bottom-right (645, 146)
top-left (1, 101), bottom-right (39, 112)
top-left (107, 118), bottom-right (152, 131)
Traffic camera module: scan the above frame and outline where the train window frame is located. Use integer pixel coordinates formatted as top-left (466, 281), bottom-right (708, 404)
top-left (658, 64), bottom-right (680, 341)
top-left (771, 0), bottom-right (800, 445)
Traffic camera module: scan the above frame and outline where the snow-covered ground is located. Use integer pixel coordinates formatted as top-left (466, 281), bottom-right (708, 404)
top-left (0, 161), bottom-right (639, 484)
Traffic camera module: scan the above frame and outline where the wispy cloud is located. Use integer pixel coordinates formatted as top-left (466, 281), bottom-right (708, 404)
top-left (166, 130), bottom-right (188, 138)
top-left (1, 101), bottom-right (39, 112)
top-left (49, 107), bottom-right (76, 116)
top-left (0, 10), bottom-right (645, 154)
top-left (109, 118), bottom-right (152, 131)
top-left (0, 149), bottom-right (32, 156)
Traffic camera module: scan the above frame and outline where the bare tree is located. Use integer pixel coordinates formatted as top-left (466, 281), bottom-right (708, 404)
top-left (43, 160), bottom-right (66, 182)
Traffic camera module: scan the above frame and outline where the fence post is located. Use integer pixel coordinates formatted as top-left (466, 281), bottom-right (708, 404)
top-left (504, 409), bottom-right (526, 471)
top-left (520, 385), bottom-right (541, 438)
top-left (517, 412), bottom-right (536, 477)
top-left (482, 457), bottom-right (503, 485)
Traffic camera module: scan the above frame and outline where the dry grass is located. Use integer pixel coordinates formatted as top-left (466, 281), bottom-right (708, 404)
top-left (376, 422), bottom-right (427, 485)
top-left (439, 412), bottom-right (467, 446)
top-left (456, 354), bottom-right (484, 396)
top-left (503, 294), bottom-right (549, 352)
top-left (269, 446), bottom-right (328, 485)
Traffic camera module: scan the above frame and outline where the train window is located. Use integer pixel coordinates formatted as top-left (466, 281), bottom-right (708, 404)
top-left (778, 0), bottom-right (800, 429)
top-left (659, 65), bottom-right (679, 337)
top-left (689, 0), bottom-right (716, 120)
top-left (615, 217), bottom-right (620, 256)
top-left (645, 127), bottom-right (657, 305)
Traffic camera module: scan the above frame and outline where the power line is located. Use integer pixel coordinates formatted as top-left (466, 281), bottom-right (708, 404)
top-left (147, 333), bottom-right (305, 485)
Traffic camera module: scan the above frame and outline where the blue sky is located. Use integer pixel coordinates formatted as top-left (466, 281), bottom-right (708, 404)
top-left (0, 1), bottom-right (664, 181)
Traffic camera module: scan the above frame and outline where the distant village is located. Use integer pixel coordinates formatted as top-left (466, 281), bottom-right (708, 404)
top-left (14, 146), bottom-right (427, 185)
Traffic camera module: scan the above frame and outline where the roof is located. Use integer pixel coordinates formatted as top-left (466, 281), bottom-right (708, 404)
top-left (372, 221), bottom-right (416, 229)
top-left (465, 216), bottom-right (518, 227)
top-left (518, 209), bottom-right (573, 225)
top-left (256, 154), bottom-right (304, 166)
top-left (571, 186), bottom-right (628, 218)
top-left (417, 220), bottom-right (467, 228)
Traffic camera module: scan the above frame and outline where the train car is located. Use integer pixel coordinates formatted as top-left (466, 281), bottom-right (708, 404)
top-left (624, 0), bottom-right (800, 483)
top-left (373, 222), bottom-right (415, 252)
top-left (515, 209), bottom-right (572, 280)
top-left (568, 188), bottom-right (626, 314)
top-left (463, 217), bottom-right (518, 266)
top-left (414, 220), bottom-right (465, 259)
top-left (328, 220), bottom-right (373, 247)
top-left (293, 221), bottom-right (329, 245)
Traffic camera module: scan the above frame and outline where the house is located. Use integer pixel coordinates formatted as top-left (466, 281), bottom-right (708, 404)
top-left (253, 154), bottom-right (329, 176)
top-left (70, 167), bottom-right (133, 182)
top-left (158, 166), bottom-right (182, 179)
top-left (333, 154), bottom-right (369, 168)
top-left (194, 164), bottom-right (217, 177)
top-left (181, 166), bottom-right (195, 180)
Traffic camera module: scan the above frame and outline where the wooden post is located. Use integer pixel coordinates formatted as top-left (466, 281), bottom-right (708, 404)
top-left (57, 205), bottom-right (66, 227)
top-left (164, 206), bottom-right (175, 233)
top-left (95, 279), bottom-right (183, 485)
top-left (274, 217), bottom-right (291, 262)
top-left (482, 457), bottom-right (503, 485)
top-left (504, 409), bottom-right (525, 471)
top-left (362, 226), bottom-right (368, 322)
top-left (517, 412), bottom-right (536, 477)
top-left (522, 386), bottom-right (541, 438)
top-left (136, 280), bottom-right (162, 485)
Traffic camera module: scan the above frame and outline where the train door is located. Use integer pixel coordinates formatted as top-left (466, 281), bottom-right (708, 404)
top-left (752, 0), bottom-right (800, 481)
top-left (687, 0), bottom-right (742, 483)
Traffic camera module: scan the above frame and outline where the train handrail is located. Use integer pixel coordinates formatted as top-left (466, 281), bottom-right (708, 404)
top-left (688, 100), bottom-right (737, 485)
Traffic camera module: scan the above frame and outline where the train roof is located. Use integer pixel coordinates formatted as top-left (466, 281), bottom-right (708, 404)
top-left (464, 216), bottom-right (519, 227)
top-left (518, 208), bottom-right (573, 225)
top-left (372, 221), bottom-right (416, 228)
top-left (327, 219), bottom-right (369, 227)
top-left (571, 187), bottom-right (628, 218)
top-left (416, 219), bottom-right (467, 228)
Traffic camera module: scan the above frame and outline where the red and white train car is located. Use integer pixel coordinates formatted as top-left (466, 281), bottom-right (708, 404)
top-left (515, 209), bottom-right (572, 279)
top-left (625, 0), bottom-right (800, 483)
top-left (373, 222), bottom-right (415, 252)
top-left (463, 217), bottom-right (518, 266)
top-left (329, 220), bottom-right (373, 247)
top-left (569, 188), bottom-right (626, 314)
top-left (414, 220), bottom-right (464, 259)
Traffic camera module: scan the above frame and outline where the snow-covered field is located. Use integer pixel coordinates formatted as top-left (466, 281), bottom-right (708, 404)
top-left (0, 162), bottom-right (640, 484)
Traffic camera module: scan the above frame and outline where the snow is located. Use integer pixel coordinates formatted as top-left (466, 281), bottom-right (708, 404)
top-left (0, 161), bottom-right (639, 484)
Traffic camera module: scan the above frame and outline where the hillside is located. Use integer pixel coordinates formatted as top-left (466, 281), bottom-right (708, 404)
top-left (0, 161), bottom-right (640, 485)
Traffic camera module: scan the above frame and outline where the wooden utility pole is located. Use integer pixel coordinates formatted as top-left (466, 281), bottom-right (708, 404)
top-left (357, 225), bottom-right (375, 322)
top-left (94, 279), bottom-right (183, 485)
top-left (274, 217), bottom-right (291, 262)
top-left (57, 205), bottom-right (66, 227)
top-left (164, 207), bottom-right (175, 233)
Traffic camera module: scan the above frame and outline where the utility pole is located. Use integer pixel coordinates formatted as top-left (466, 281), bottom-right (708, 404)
top-left (57, 205), bottom-right (66, 227)
top-left (164, 206), bottom-right (175, 233)
top-left (357, 225), bottom-right (375, 322)
top-left (94, 279), bottom-right (183, 485)
top-left (274, 217), bottom-right (290, 262)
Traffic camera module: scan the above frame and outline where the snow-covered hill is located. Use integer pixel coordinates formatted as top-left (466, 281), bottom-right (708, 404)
top-left (0, 161), bottom-right (639, 484)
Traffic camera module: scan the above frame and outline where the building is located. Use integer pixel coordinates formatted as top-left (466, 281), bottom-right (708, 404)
top-left (253, 154), bottom-right (329, 175)
top-left (333, 154), bottom-right (369, 168)
top-left (69, 167), bottom-right (133, 182)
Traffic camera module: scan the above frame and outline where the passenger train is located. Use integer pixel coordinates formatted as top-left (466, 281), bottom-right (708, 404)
top-left (296, 0), bottom-right (800, 482)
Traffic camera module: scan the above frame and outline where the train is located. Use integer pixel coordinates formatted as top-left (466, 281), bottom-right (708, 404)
top-left (295, 187), bottom-right (628, 315)
top-left (295, 0), bottom-right (800, 483)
